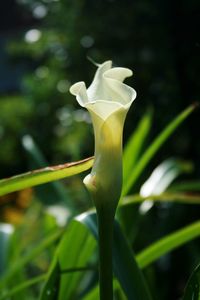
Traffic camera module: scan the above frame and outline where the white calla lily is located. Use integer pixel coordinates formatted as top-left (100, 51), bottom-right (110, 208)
top-left (70, 60), bottom-right (136, 299)
top-left (70, 60), bottom-right (136, 211)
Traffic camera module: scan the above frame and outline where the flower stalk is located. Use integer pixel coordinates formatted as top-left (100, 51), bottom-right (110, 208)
top-left (70, 60), bottom-right (136, 299)
top-left (97, 205), bottom-right (115, 299)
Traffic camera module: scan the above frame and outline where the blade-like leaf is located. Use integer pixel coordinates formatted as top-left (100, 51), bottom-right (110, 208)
top-left (123, 109), bottom-right (153, 183)
top-left (169, 180), bottom-right (200, 192)
top-left (8, 213), bottom-right (199, 299)
top-left (83, 279), bottom-right (126, 300)
top-left (0, 228), bottom-right (62, 288)
top-left (22, 134), bottom-right (72, 206)
top-left (0, 276), bottom-right (126, 300)
top-left (122, 104), bottom-right (197, 196)
top-left (182, 263), bottom-right (200, 300)
top-left (0, 274), bottom-right (46, 300)
top-left (122, 192), bottom-right (200, 206)
top-left (139, 158), bottom-right (193, 198)
top-left (82, 283), bottom-right (99, 300)
top-left (79, 212), bottom-right (152, 300)
top-left (136, 220), bottom-right (200, 269)
top-left (0, 157), bottom-right (93, 197)
top-left (39, 261), bottom-right (60, 300)
top-left (40, 219), bottom-right (96, 300)
top-left (137, 158), bottom-right (193, 214)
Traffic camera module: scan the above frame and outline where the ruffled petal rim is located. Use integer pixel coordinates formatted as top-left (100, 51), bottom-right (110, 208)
top-left (69, 60), bottom-right (136, 119)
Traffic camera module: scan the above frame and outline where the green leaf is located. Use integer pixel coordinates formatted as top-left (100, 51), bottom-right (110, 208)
top-left (39, 261), bottom-right (60, 300)
top-left (22, 134), bottom-right (72, 206)
top-left (183, 263), bottom-right (200, 300)
top-left (122, 192), bottom-right (200, 206)
top-left (0, 276), bottom-right (125, 300)
top-left (122, 104), bottom-right (197, 196)
top-left (139, 158), bottom-right (193, 198)
top-left (136, 220), bottom-right (200, 269)
top-left (83, 279), bottom-right (126, 300)
top-left (40, 219), bottom-right (96, 300)
top-left (169, 180), bottom-right (200, 192)
top-left (79, 212), bottom-right (152, 300)
top-left (0, 274), bottom-right (46, 300)
top-left (119, 158), bottom-right (193, 244)
top-left (0, 157), bottom-right (93, 197)
top-left (0, 228), bottom-right (62, 288)
top-left (123, 109), bottom-right (153, 184)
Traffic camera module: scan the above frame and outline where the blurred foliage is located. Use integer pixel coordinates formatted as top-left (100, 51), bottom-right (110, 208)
top-left (0, 105), bottom-right (199, 299)
top-left (0, 95), bottom-right (32, 167)
top-left (1, 0), bottom-right (199, 176)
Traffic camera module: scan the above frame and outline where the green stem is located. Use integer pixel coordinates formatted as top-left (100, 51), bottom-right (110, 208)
top-left (97, 206), bottom-right (114, 300)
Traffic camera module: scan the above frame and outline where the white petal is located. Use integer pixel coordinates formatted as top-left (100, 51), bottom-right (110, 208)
top-left (87, 60), bottom-right (112, 101)
top-left (69, 60), bottom-right (136, 119)
top-left (69, 81), bottom-right (88, 107)
top-left (86, 100), bottom-right (122, 121)
top-left (104, 67), bottom-right (133, 82)
top-left (104, 77), bottom-right (136, 107)
top-left (102, 67), bottom-right (136, 106)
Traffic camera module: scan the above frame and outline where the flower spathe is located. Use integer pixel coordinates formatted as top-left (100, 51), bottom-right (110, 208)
top-left (70, 60), bottom-right (136, 213)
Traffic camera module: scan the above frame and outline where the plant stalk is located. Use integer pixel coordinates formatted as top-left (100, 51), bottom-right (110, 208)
top-left (97, 206), bottom-right (115, 300)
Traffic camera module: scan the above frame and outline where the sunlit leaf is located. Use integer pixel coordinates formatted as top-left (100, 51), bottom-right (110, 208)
top-left (0, 228), bottom-right (62, 288)
top-left (138, 158), bottom-right (193, 213)
top-left (140, 158), bottom-right (193, 198)
top-left (40, 219), bottom-right (96, 300)
top-left (123, 109), bottom-right (153, 184)
top-left (0, 274), bottom-right (46, 300)
top-left (136, 220), bottom-right (200, 268)
top-left (22, 134), bottom-right (72, 206)
top-left (122, 104), bottom-right (197, 196)
top-left (0, 157), bottom-right (93, 197)
top-left (79, 212), bottom-right (152, 300)
top-left (122, 192), bottom-right (200, 206)
top-left (83, 279), bottom-right (126, 300)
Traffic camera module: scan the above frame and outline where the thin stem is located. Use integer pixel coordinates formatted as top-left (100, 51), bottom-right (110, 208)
top-left (97, 206), bottom-right (115, 300)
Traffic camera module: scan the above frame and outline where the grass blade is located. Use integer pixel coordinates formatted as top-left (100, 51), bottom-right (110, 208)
top-left (122, 192), bottom-right (200, 205)
top-left (136, 220), bottom-right (200, 268)
top-left (40, 219), bottom-right (96, 300)
top-left (122, 104), bottom-right (197, 196)
top-left (22, 134), bottom-right (72, 206)
top-left (0, 274), bottom-right (47, 300)
top-left (79, 212), bottom-right (152, 300)
top-left (169, 181), bottom-right (200, 192)
top-left (139, 158), bottom-right (193, 197)
top-left (0, 157), bottom-right (93, 197)
top-left (123, 109), bottom-right (153, 183)
top-left (0, 228), bottom-right (62, 287)
top-left (83, 280), bottom-right (126, 300)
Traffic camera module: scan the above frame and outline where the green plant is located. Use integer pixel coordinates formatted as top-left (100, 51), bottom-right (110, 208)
top-left (0, 61), bottom-right (199, 300)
